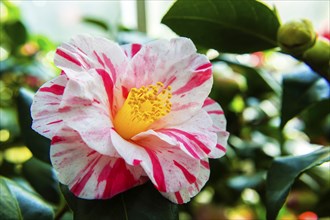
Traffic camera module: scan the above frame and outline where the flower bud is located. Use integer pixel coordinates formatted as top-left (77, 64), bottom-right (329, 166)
top-left (277, 19), bottom-right (316, 56)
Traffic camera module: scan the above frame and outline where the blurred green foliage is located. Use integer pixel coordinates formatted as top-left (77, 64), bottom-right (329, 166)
top-left (0, 0), bottom-right (329, 220)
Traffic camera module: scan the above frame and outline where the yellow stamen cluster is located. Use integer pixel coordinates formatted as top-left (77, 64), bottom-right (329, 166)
top-left (114, 82), bottom-right (172, 139)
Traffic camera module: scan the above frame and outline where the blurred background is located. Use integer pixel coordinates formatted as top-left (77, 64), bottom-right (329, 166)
top-left (1, 1), bottom-right (329, 220)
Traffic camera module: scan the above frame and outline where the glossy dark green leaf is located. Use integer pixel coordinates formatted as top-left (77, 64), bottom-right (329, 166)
top-left (3, 20), bottom-right (28, 48)
top-left (17, 88), bottom-right (51, 163)
top-left (0, 176), bottom-right (54, 220)
top-left (280, 69), bottom-right (330, 128)
top-left (82, 17), bottom-right (109, 31)
top-left (266, 147), bottom-right (330, 220)
top-left (22, 157), bottom-right (61, 204)
top-left (162, 0), bottom-right (280, 53)
top-left (61, 181), bottom-right (178, 220)
top-left (0, 177), bottom-right (23, 220)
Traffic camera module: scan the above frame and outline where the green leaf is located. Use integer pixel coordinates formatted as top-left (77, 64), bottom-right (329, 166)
top-left (22, 157), bottom-right (61, 204)
top-left (162, 0), bottom-right (280, 53)
top-left (0, 177), bottom-right (23, 220)
top-left (82, 17), bottom-right (110, 31)
top-left (60, 181), bottom-right (178, 220)
top-left (3, 20), bottom-right (28, 49)
top-left (17, 88), bottom-right (51, 164)
top-left (280, 69), bottom-right (330, 128)
top-left (0, 176), bottom-right (54, 220)
top-left (266, 147), bottom-right (330, 220)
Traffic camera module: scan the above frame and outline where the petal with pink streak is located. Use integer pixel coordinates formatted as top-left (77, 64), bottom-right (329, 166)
top-left (111, 129), bottom-right (200, 193)
top-left (31, 75), bottom-right (68, 139)
top-left (161, 158), bottom-right (210, 204)
top-left (54, 34), bottom-right (127, 83)
top-left (50, 126), bottom-right (147, 199)
top-left (158, 110), bottom-right (217, 159)
top-left (202, 98), bottom-right (229, 158)
top-left (32, 73), bottom-right (117, 156)
top-left (119, 38), bottom-right (213, 126)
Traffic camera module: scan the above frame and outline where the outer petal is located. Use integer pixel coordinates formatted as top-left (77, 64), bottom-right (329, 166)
top-left (161, 158), bottom-right (210, 204)
top-left (111, 130), bottom-right (201, 193)
top-left (54, 34), bottom-right (127, 82)
top-left (31, 71), bottom-right (117, 156)
top-left (157, 110), bottom-right (217, 159)
top-left (50, 126), bottom-right (147, 199)
top-left (119, 38), bottom-right (213, 126)
top-left (202, 98), bottom-right (229, 158)
top-left (54, 35), bottom-right (128, 117)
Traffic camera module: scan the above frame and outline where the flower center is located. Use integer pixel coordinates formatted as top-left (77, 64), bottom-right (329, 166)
top-left (114, 82), bottom-right (172, 139)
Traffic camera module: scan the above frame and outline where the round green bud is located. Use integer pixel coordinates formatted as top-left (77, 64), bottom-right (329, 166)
top-left (277, 19), bottom-right (316, 56)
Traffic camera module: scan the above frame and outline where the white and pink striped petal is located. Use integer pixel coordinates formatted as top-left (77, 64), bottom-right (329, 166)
top-left (50, 126), bottom-right (147, 199)
top-left (158, 110), bottom-right (217, 159)
top-left (119, 38), bottom-right (213, 127)
top-left (161, 158), bottom-right (210, 204)
top-left (202, 98), bottom-right (229, 158)
top-left (111, 130), bottom-right (201, 193)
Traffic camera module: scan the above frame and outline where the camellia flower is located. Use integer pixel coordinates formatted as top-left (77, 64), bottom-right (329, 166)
top-left (31, 35), bottom-right (229, 204)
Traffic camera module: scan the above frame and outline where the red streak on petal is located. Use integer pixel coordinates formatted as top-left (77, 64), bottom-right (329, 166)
top-left (216, 144), bottom-right (226, 152)
top-left (145, 149), bottom-right (166, 192)
top-left (166, 128), bottom-right (211, 154)
top-left (102, 53), bottom-right (117, 82)
top-left (175, 192), bottom-right (184, 204)
top-left (56, 49), bottom-right (81, 67)
top-left (51, 136), bottom-right (65, 145)
top-left (46, 119), bottom-right (63, 125)
top-left (96, 69), bottom-right (114, 108)
top-left (71, 155), bottom-right (101, 196)
top-left (97, 158), bottom-right (138, 198)
top-left (52, 148), bottom-right (75, 157)
top-left (207, 110), bottom-right (224, 115)
top-left (196, 62), bottom-right (212, 70)
top-left (133, 159), bottom-right (142, 166)
top-left (161, 131), bottom-right (199, 159)
top-left (121, 86), bottom-right (129, 99)
top-left (202, 98), bottom-right (215, 107)
top-left (40, 84), bottom-right (65, 95)
top-left (173, 63), bottom-right (212, 95)
top-left (173, 160), bottom-right (196, 184)
top-left (200, 160), bottom-right (210, 169)
top-left (87, 150), bottom-right (97, 157)
top-left (131, 44), bottom-right (142, 57)
top-left (58, 106), bottom-right (71, 113)
top-left (93, 51), bottom-right (105, 68)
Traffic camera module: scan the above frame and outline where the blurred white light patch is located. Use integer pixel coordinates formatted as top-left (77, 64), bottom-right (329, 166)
top-left (259, 100), bottom-right (278, 117)
top-left (243, 107), bottom-right (259, 122)
top-left (236, 54), bottom-right (261, 67)
top-left (284, 140), bottom-right (321, 156)
top-left (206, 49), bottom-right (219, 60)
top-left (263, 142), bottom-right (281, 157)
top-left (241, 188), bottom-right (260, 205)
top-left (194, 187), bottom-right (214, 204)
top-left (0, 47), bottom-right (9, 61)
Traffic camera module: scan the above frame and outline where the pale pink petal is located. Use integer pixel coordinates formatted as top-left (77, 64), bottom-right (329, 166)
top-left (111, 130), bottom-right (201, 193)
top-left (121, 43), bottom-right (142, 59)
top-left (118, 38), bottom-right (213, 126)
top-left (50, 126), bottom-right (147, 199)
top-left (32, 71), bottom-right (117, 156)
top-left (31, 75), bottom-right (68, 139)
top-left (161, 158), bottom-right (210, 204)
top-left (54, 35), bottom-right (128, 83)
top-left (157, 110), bottom-right (217, 159)
top-left (202, 98), bottom-right (229, 158)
